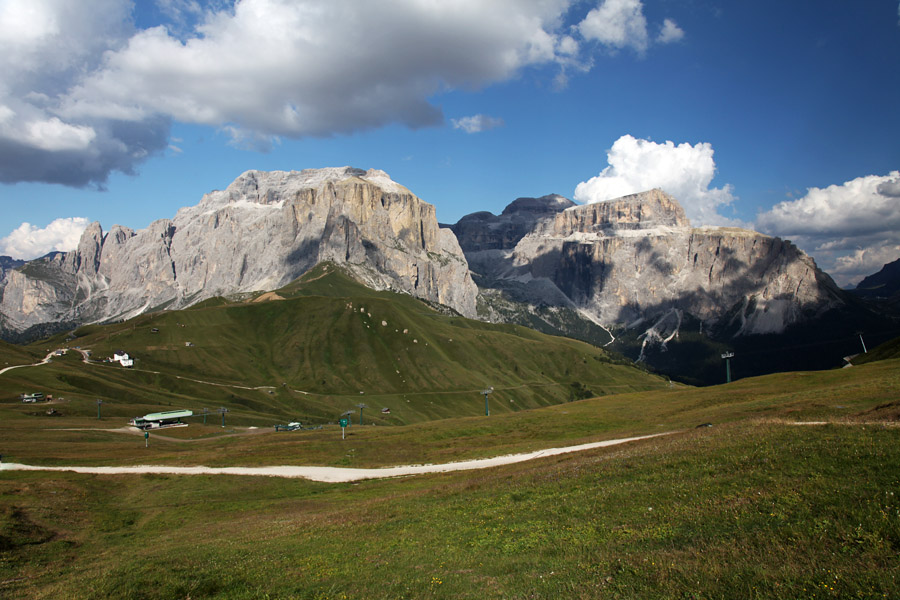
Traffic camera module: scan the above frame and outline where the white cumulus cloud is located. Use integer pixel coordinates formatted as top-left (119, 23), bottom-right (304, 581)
top-left (0, 217), bottom-right (90, 260)
top-left (657, 19), bottom-right (685, 44)
top-left (755, 171), bottom-right (900, 286)
top-left (578, 0), bottom-right (683, 53)
top-left (573, 135), bottom-right (737, 226)
top-left (451, 114), bottom-right (505, 134)
top-left (579, 0), bottom-right (648, 52)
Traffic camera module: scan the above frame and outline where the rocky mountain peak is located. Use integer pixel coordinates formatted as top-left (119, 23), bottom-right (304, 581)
top-left (548, 189), bottom-right (690, 237)
top-left (501, 194), bottom-right (575, 216)
top-left (66, 221), bottom-right (104, 275)
top-left (0, 167), bottom-right (477, 338)
top-left (457, 187), bottom-right (842, 343)
top-left (198, 167), bottom-right (411, 210)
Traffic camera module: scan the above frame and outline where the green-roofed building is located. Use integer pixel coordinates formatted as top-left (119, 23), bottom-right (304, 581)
top-left (130, 410), bottom-right (193, 430)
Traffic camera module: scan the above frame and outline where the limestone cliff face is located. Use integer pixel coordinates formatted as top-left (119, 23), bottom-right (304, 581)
top-left (537, 188), bottom-right (689, 237)
top-left (0, 256), bottom-right (25, 312)
top-left (549, 226), bottom-right (839, 334)
top-left (0, 167), bottom-right (476, 335)
top-left (0, 252), bottom-right (75, 333)
top-left (456, 189), bottom-right (843, 337)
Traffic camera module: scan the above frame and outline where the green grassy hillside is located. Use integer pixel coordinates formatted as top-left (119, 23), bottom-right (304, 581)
top-left (10, 264), bottom-right (665, 426)
top-left (1, 358), bottom-right (898, 598)
top-left (0, 339), bottom-right (41, 367)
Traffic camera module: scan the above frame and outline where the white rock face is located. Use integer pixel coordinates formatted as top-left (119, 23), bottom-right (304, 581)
top-left (0, 167), bottom-right (477, 334)
top-left (457, 189), bottom-right (843, 337)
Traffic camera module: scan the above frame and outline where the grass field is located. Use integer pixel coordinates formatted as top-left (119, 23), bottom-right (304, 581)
top-left (2, 345), bottom-right (899, 598)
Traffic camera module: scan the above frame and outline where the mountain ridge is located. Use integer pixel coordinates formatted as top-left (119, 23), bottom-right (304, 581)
top-left (2, 168), bottom-right (894, 386)
top-left (0, 167), bottom-right (476, 338)
top-left (452, 188), bottom-right (843, 338)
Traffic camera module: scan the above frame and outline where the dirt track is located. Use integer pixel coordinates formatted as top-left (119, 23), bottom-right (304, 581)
top-left (0, 432), bottom-right (674, 483)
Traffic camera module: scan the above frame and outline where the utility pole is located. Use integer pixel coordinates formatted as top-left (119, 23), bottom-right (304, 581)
top-left (356, 403), bottom-right (368, 425)
top-left (96, 399), bottom-right (103, 420)
top-left (202, 407), bottom-right (209, 425)
top-left (482, 387), bottom-right (493, 416)
top-left (721, 352), bottom-right (734, 384)
top-left (218, 407), bottom-right (228, 427)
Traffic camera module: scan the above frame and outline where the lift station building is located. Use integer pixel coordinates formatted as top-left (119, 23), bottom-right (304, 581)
top-left (130, 410), bottom-right (193, 430)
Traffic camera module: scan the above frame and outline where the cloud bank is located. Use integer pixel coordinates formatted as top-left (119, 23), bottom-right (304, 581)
top-left (573, 135), bottom-right (737, 226)
top-left (755, 171), bottom-right (900, 286)
top-left (0, 0), bottom-right (683, 187)
top-left (0, 217), bottom-right (90, 260)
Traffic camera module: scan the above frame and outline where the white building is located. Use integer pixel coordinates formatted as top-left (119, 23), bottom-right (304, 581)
top-left (112, 351), bottom-right (133, 368)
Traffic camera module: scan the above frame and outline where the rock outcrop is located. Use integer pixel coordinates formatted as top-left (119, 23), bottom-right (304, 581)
top-left (0, 167), bottom-right (477, 336)
top-left (454, 189), bottom-right (844, 340)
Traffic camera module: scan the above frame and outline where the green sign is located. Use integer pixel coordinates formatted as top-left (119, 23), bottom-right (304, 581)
top-left (339, 418), bottom-right (349, 427)
top-left (144, 431), bottom-right (149, 438)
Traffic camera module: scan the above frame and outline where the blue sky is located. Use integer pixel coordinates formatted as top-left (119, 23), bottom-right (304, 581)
top-left (1, 0), bottom-right (899, 286)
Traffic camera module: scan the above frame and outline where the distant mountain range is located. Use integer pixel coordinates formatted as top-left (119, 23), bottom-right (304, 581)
top-left (2, 167), bottom-right (896, 383)
top-left (853, 257), bottom-right (900, 305)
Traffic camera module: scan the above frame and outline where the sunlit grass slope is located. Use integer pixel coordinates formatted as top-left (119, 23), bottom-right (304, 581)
top-left (11, 263), bottom-right (666, 426)
top-left (2, 409), bottom-right (898, 598)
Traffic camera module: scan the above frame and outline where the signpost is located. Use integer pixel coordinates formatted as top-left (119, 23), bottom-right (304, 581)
top-left (144, 430), bottom-right (149, 448)
top-left (339, 417), bottom-right (349, 439)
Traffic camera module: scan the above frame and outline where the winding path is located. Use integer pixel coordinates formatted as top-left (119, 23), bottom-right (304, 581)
top-left (0, 351), bottom-right (55, 376)
top-left (0, 432), bottom-right (675, 483)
